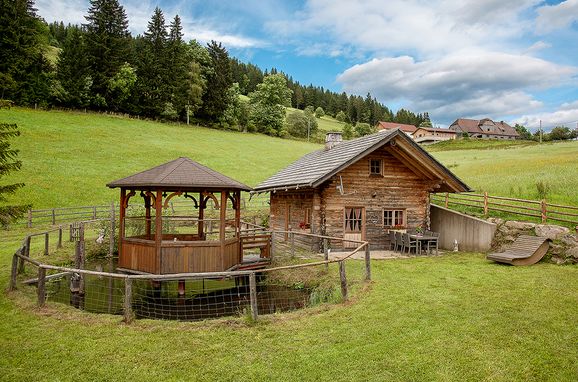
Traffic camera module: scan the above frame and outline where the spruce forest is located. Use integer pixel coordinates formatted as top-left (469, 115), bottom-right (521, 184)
top-left (1, 0), bottom-right (427, 139)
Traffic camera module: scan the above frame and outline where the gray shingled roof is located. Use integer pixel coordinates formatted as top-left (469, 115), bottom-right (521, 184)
top-left (255, 129), bottom-right (397, 191)
top-left (107, 157), bottom-right (251, 191)
top-left (254, 129), bottom-right (470, 192)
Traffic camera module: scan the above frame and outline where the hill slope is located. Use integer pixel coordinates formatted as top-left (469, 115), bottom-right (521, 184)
top-left (2, 108), bottom-right (577, 208)
top-left (2, 108), bottom-right (320, 208)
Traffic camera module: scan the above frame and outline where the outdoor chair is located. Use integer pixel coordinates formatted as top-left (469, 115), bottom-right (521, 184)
top-left (395, 231), bottom-right (404, 252)
top-left (424, 231), bottom-right (440, 255)
top-left (389, 230), bottom-right (396, 251)
top-left (403, 233), bottom-right (419, 254)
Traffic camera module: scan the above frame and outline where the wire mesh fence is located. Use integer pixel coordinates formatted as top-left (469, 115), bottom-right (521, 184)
top-left (8, 221), bottom-right (370, 323)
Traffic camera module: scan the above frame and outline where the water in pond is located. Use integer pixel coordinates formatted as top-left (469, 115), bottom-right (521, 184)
top-left (45, 260), bottom-right (312, 321)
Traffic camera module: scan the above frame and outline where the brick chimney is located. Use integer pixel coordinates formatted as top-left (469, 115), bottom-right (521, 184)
top-left (325, 132), bottom-right (343, 150)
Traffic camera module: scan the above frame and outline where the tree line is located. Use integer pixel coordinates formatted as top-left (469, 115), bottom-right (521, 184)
top-left (2, 0), bottom-right (427, 139)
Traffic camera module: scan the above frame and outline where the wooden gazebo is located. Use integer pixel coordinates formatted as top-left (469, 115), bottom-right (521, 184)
top-left (107, 157), bottom-right (252, 274)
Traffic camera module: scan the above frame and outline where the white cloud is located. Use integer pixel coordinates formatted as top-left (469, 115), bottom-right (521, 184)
top-left (184, 27), bottom-right (264, 48)
top-left (536, 0), bottom-right (578, 33)
top-left (268, 0), bottom-right (541, 58)
top-left (523, 40), bottom-right (552, 54)
top-left (515, 100), bottom-right (578, 130)
top-left (337, 51), bottom-right (577, 122)
top-left (35, 0), bottom-right (87, 25)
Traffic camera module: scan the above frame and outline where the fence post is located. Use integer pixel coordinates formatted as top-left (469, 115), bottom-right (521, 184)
top-left (9, 253), bottom-right (19, 291)
top-left (27, 209), bottom-right (32, 228)
top-left (339, 261), bottom-right (348, 301)
top-left (57, 225), bottom-right (63, 248)
top-left (323, 238), bottom-right (329, 271)
top-left (541, 199), bottom-right (547, 223)
top-left (483, 192), bottom-right (489, 216)
top-left (44, 232), bottom-right (49, 256)
top-left (93, 206), bottom-right (97, 220)
top-left (249, 272), bottom-right (258, 321)
top-left (364, 243), bottom-right (371, 281)
top-left (445, 192), bottom-right (449, 208)
top-left (51, 208), bottom-right (56, 225)
top-left (123, 277), bottom-right (133, 323)
top-left (19, 236), bottom-right (31, 274)
top-left (109, 202), bottom-right (115, 257)
top-left (37, 267), bottom-right (46, 307)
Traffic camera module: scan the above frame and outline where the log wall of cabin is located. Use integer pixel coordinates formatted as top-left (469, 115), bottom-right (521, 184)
top-left (269, 190), bottom-right (320, 250)
top-left (320, 146), bottom-right (438, 249)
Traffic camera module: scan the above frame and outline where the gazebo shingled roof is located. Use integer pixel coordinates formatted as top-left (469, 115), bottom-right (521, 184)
top-left (107, 157), bottom-right (251, 191)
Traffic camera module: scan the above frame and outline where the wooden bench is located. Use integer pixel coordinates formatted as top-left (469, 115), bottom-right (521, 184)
top-left (487, 235), bottom-right (550, 266)
top-left (240, 234), bottom-right (271, 258)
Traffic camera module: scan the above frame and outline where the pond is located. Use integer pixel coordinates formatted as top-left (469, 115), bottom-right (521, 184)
top-left (44, 260), bottom-right (312, 321)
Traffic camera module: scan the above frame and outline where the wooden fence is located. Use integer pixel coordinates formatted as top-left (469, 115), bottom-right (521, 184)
top-left (8, 221), bottom-right (370, 323)
top-left (431, 192), bottom-right (578, 228)
top-left (22, 195), bottom-right (270, 228)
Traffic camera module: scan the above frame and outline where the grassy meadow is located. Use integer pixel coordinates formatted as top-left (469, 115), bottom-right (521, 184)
top-left (0, 108), bottom-right (577, 381)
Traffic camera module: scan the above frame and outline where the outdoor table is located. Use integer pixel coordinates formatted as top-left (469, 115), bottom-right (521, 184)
top-left (408, 234), bottom-right (438, 255)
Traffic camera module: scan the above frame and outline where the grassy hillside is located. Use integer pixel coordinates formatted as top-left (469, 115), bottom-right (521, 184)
top-left (428, 140), bottom-right (578, 205)
top-left (1, 108), bottom-right (577, 209)
top-left (1, 108), bottom-right (320, 208)
top-left (285, 107), bottom-right (346, 132)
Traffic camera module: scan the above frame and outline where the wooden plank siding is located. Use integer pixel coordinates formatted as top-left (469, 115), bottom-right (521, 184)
top-left (269, 146), bottom-right (438, 250)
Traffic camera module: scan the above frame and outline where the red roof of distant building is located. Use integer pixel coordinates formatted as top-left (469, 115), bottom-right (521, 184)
top-left (376, 121), bottom-right (417, 133)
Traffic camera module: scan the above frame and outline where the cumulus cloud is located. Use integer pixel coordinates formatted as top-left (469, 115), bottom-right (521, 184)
top-left (536, 0), bottom-right (578, 33)
top-left (268, 0), bottom-right (541, 57)
top-left (337, 51), bottom-right (577, 123)
top-left (35, 0), bottom-right (263, 48)
top-left (515, 100), bottom-right (578, 131)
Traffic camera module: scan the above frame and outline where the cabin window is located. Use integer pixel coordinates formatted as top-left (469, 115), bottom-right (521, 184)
top-left (344, 207), bottom-right (363, 233)
top-left (383, 209), bottom-right (405, 228)
top-left (369, 159), bottom-right (382, 176)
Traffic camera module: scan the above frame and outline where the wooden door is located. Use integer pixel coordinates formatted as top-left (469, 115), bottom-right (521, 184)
top-left (344, 207), bottom-right (364, 248)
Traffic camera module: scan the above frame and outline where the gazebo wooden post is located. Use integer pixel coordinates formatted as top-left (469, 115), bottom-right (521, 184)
top-left (220, 190), bottom-right (227, 270)
top-left (155, 190), bottom-right (163, 274)
top-left (198, 192), bottom-right (204, 239)
top-left (119, 188), bottom-right (126, 255)
top-left (235, 191), bottom-right (241, 263)
top-left (145, 194), bottom-right (151, 238)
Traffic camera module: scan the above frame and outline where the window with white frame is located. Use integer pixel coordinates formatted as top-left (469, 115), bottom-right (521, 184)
top-left (383, 209), bottom-right (405, 228)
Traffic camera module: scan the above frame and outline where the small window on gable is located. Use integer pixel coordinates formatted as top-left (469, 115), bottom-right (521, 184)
top-left (369, 159), bottom-right (382, 176)
top-left (384, 209), bottom-right (405, 228)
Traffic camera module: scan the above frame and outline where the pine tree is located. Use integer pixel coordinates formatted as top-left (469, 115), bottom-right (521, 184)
top-left (0, 0), bottom-right (51, 105)
top-left (167, 15), bottom-right (189, 118)
top-left (55, 26), bottom-right (92, 108)
top-left (0, 122), bottom-right (28, 227)
top-left (84, 0), bottom-right (130, 107)
top-left (200, 41), bottom-right (233, 122)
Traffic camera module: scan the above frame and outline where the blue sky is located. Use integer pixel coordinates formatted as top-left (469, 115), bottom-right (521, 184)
top-left (37, 0), bottom-right (578, 130)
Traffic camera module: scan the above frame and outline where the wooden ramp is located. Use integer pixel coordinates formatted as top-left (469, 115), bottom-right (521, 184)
top-left (487, 235), bottom-right (550, 266)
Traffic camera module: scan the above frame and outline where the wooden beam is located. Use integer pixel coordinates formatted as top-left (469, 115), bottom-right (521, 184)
top-left (119, 188), bottom-right (126, 262)
top-left (155, 190), bottom-right (162, 274)
top-left (386, 146), bottom-right (433, 180)
top-left (220, 190), bottom-right (227, 271)
top-left (198, 191), bottom-right (204, 238)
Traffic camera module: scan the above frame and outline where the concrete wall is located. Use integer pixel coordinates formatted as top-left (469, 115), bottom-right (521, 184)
top-left (430, 204), bottom-right (496, 252)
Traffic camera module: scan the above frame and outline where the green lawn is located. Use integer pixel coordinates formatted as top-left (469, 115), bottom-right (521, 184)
top-left (1, 108), bottom-right (577, 381)
top-left (1, 251), bottom-right (576, 381)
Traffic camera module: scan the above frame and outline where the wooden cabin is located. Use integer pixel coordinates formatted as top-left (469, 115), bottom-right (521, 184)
top-left (253, 130), bottom-right (470, 250)
top-left (107, 157), bottom-right (260, 274)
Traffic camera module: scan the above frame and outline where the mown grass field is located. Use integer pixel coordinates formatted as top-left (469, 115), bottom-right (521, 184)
top-left (1, 251), bottom-right (576, 381)
top-left (0, 108), bottom-right (577, 381)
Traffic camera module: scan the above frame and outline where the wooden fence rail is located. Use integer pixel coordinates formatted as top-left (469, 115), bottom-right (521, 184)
top-left (22, 196), bottom-right (270, 228)
top-left (8, 221), bottom-right (370, 323)
top-left (432, 192), bottom-right (578, 228)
